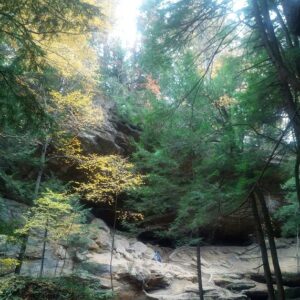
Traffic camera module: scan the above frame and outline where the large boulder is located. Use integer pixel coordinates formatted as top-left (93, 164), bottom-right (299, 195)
top-left (128, 241), bottom-right (155, 259)
top-left (91, 218), bottom-right (110, 233)
top-left (79, 261), bottom-right (110, 276)
top-left (114, 235), bottom-right (130, 255)
top-left (86, 219), bottom-right (112, 252)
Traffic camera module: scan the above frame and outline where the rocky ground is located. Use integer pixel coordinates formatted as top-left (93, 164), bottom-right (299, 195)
top-left (1, 198), bottom-right (300, 299)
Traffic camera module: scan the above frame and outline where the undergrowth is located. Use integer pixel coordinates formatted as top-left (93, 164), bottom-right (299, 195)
top-left (0, 275), bottom-right (113, 300)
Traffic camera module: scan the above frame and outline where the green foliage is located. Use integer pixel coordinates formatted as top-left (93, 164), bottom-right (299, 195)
top-left (0, 132), bottom-right (39, 203)
top-left (123, 53), bottom-right (264, 239)
top-left (275, 178), bottom-right (300, 237)
top-left (138, 0), bottom-right (234, 73)
top-left (0, 258), bottom-right (19, 275)
top-left (0, 0), bottom-right (105, 207)
top-left (0, 0), bottom-right (101, 129)
top-left (102, 15), bottom-right (290, 241)
top-left (0, 198), bottom-right (22, 237)
top-left (0, 275), bottom-right (112, 300)
top-left (18, 190), bottom-right (86, 242)
top-left (100, 41), bottom-right (157, 125)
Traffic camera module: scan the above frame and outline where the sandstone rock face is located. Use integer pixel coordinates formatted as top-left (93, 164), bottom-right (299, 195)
top-left (1, 199), bottom-right (300, 299)
top-left (79, 98), bottom-right (140, 155)
top-left (0, 198), bottom-right (26, 222)
top-left (21, 219), bottom-right (300, 299)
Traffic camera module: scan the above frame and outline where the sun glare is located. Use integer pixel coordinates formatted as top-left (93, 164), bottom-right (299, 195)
top-left (112, 0), bottom-right (142, 48)
top-left (112, 0), bottom-right (247, 49)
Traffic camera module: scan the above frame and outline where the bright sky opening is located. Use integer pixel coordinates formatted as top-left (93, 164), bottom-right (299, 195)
top-left (112, 0), bottom-right (247, 48)
top-left (112, 0), bottom-right (142, 49)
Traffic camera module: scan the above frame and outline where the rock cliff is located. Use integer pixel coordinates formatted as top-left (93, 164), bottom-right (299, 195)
top-left (79, 97), bottom-right (140, 155)
top-left (1, 198), bottom-right (300, 300)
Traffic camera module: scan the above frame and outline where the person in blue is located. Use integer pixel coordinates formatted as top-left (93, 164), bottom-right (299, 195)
top-left (153, 250), bottom-right (162, 262)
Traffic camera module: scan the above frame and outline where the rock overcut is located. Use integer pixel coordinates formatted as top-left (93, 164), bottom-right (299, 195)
top-left (1, 199), bottom-right (300, 299)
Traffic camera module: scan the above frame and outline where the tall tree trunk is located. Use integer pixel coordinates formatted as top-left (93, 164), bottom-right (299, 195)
top-left (255, 189), bottom-right (285, 299)
top-left (15, 137), bottom-right (50, 274)
top-left (14, 235), bottom-right (29, 274)
top-left (295, 151), bottom-right (300, 205)
top-left (197, 237), bottom-right (204, 300)
top-left (110, 194), bottom-right (118, 293)
top-left (251, 194), bottom-right (276, 300)
top-left (253, 0), bottom-right (300, 125)
top-left (59, 246), bottom-right (69, 276)
top-left (40, 219), bottom-right (48, 277)
top-left (59, 218), bottom-right (75, 276)
top-left (297, 224), bottom-right (300, 273)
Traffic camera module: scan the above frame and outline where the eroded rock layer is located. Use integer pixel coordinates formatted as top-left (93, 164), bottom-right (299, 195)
top-left (1, 199), bottom-right (300, 300)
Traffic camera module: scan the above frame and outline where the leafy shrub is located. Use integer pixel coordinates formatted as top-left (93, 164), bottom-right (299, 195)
top-left (0, 275), bottom-right (113, 300)
top-left (274, 178), bottom-right (300, 237)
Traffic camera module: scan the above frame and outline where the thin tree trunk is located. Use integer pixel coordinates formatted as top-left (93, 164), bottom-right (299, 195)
top-left (59, 246), bottom-right (68, 276)
top-left (297, 224), bottom-right (300, 273)
top-left (54, 257), bottom-right (60, 277)
top-left (110, 194), bottom-right (118, 293)
top-left (59, 219), bottom-right (75, 276)
top-left (255, 189), bottom-right (285, 299)
top-left (251, 195), bottom-right (276, 300)
top-left (40, 219), bottom-right (48, 277)
top-left (295, 151), bottom-right (300, 206)
top-left (197, 238), bottom-right (204, 300)
top-left (15, 138), bottom-right (50, 274)
top-left (273, 4), bottom-right (293, 48)
top-left (14, 235), bottom-right (29, 274)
